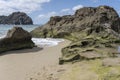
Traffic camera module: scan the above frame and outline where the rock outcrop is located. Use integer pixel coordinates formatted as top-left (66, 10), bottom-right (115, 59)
top-left (31, 5), bottom-right (120, 64)
top-left (0, 12), bottom-right (33, 25)
top-left (31, 6), bottom-right (120, 38)
top-left (0, 27), bottom-right (35, 53)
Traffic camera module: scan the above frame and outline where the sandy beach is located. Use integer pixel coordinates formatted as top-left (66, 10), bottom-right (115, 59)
top-left (0, 39), bottom-right (70, 80)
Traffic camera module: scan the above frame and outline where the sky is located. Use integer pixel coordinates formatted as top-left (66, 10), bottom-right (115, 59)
top-left (0, 0), bottom-right (120, 24)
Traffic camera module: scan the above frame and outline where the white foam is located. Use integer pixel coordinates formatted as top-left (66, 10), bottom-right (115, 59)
top-left (32, 38), bottom-right (64, 47)
top-left (0, 35), bottom-right (64, 47)
top-left (0, 35), bottom-right (6, 39)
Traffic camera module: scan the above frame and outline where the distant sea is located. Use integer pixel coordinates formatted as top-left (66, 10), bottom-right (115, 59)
top-left (0, 24), bottom-right (39, 37)
top-left (0, 25), bottom-right (64, 47)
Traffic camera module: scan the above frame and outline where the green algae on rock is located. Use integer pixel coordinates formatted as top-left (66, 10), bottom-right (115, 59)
top-left (31, 5), bottom-right (120, 64)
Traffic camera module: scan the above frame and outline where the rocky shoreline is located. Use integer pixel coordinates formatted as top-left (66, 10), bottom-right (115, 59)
top-left (31, 5), bottom-right (120, 64)
top-left (0, 5), bottom-right (120, 80)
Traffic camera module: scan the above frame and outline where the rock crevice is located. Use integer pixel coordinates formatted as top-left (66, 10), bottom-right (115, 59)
top-left (31, 5), bottom-right (120, 64)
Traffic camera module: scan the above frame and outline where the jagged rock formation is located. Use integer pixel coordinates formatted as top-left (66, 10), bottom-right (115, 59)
top-left (31, 6), bottom-right (120, 38)
top-left (31, 5), bottom-right (120, 64)
top-left (0, 27), bottom-right (35, 53)
top-left (0, 12), bottom-right (33, 25)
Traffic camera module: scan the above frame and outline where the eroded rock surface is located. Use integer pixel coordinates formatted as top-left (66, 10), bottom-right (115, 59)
top-left (31, 5), bottom-right (120, 63)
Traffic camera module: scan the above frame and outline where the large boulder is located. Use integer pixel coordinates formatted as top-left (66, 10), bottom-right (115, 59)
top-left (0, 12), bottom-right (33, 25)
top-left (0, 27), bottom-right (35, 53)
top-left (31, 5), bottom-right (120, 63)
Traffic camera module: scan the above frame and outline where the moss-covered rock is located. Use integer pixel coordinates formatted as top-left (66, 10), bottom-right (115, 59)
top-left (31, 5), bottom-right (120, 64)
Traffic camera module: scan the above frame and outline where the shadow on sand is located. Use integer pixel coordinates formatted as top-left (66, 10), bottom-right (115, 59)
top-left (0, 47), bottom-right (43, 56)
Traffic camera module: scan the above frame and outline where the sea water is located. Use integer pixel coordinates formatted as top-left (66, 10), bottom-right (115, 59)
top-left (0, 25), bottom-right (64, 47)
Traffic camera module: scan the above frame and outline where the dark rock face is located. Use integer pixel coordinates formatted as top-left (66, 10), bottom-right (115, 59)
top-left (31, 5), bottom-right (120, 38)
top-left (0, 12), bottom-right (33, 25)
top-left (31, 5), bottom-right (120, 63)
top-left (0, 27), bottom-right (35, 53)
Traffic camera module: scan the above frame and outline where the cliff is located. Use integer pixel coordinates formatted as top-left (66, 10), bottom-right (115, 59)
top-left (31, 5), bottom-right (120, 64)
top-left (0, 12), bottom-right (33, 25)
